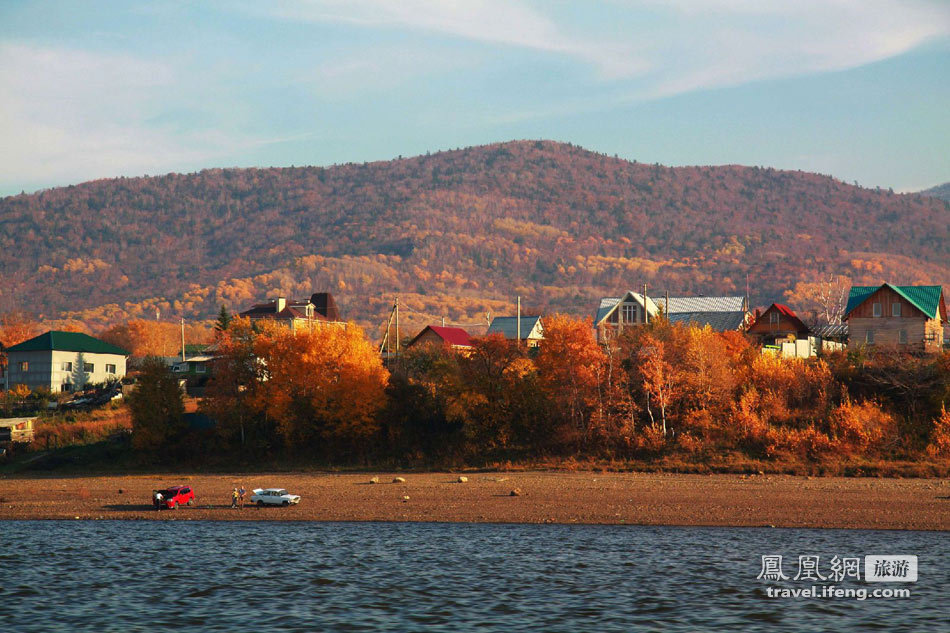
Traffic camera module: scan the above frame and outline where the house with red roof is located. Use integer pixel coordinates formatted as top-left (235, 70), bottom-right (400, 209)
top-left (406, 325), bottom-right (473, 353)
top-left (746, 303), bottom-right (817, 357)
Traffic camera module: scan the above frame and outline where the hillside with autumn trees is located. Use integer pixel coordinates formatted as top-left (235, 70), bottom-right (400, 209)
top-left (1, 140), bottom-right (948, 336)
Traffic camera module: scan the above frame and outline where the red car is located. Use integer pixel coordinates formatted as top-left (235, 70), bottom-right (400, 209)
top-left (153, 486), bottom-right (195, 510)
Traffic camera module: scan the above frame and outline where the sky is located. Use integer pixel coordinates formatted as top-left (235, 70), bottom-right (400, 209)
top-left (1, 0), bottom-right (948, 197)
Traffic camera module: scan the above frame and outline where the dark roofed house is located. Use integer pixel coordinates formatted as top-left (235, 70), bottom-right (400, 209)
top-left (239, 292), bottom-right (343, 332)
top-left (407, 325), bottom-right (473, 352)
top-left (3, 331), bottom-right (128, 393)
top-left (310, 292), bottom-right (341, 322)
top-left (844, 284), bottom-right (946, 352)
top-left (487, 316), bottom-right (544, 347)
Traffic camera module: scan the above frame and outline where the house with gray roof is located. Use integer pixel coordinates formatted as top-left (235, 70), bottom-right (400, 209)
top-left (594, 291), bottom-right (748, 342)
top-left (3, 331), bottom-right (128, 393)
top-left (487, 316), bottom-right (544, 347)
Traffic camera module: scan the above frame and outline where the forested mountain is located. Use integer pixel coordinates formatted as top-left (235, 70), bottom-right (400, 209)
top-left (1, 140), bottom-right (948, 335)
top-left (920, 182), bottom-right (950, 203)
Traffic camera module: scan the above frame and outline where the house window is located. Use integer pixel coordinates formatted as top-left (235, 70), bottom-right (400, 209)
top-left (62, 361), bottom-right (72, 372)
top-left (621, 303), bottom-right (636, 323)
top-left (866, 329), bottom-right (875, 345)
top-left (106, 364), bottom-right (116, 374)
top-left (196, 363), bottom-right (206, 374)
top-left (61, 382), bottom-right (72, 393)
top-left (84, 363), bottom-right (94, 372)
top-left (769, 312), bottom-right (780, 325)
top-left (892, 303), bottom-right (901, 317)
top-left (898, 330), bottom-right (907, 345)
top-left (19, 361), bottom-right (28, 372)
top-left (872, 302), bottom-right (882, 317)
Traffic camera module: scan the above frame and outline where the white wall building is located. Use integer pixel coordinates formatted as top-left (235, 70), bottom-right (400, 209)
top-left (3, 331), bottom-right (128, 393)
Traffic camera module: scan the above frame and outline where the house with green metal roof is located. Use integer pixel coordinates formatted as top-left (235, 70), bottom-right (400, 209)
top-left (843, 284), bottom-right (946, 352)
top-left (3, 331), bottom-right (128, 393)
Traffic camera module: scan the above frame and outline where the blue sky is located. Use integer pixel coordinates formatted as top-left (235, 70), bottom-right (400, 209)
top-left (1, 0), bottom-right (948, 196)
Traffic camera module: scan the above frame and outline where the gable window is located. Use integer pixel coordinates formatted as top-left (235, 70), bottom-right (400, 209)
top-left (892, 303), bottom-right (901, 317)
top-left (866, 330), bottom-right (875, 345)
top-left (769, 312), bottom-right (780, 325)
top-left (62, 361), bottom-right (72, 372)
top-left (872, 302), bottom-right (882, 317)
top-left (898, 330), bottom-right (907, 345)
top-left (18, 361), bottom-right (28, 372)
top-left (106, 364), bottom-right (116, 374)
top-left (84, 363), bottom-right (94, 372)
top-left (621, 303), bottom-right (636, 323)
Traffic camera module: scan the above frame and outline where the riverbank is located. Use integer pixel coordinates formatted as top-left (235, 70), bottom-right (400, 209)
top-left (1, 471), bottom-right (948, 530)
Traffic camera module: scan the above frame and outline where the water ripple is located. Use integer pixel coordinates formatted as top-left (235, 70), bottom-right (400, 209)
top-left (0, 521), bottom-right (945, 632)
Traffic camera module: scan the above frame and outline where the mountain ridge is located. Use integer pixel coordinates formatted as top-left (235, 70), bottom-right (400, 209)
top-left (1, 140), bottom-right (947, 333)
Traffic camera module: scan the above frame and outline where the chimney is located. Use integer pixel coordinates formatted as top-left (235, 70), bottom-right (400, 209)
top-left (276, 296), bottom-right (286, 312)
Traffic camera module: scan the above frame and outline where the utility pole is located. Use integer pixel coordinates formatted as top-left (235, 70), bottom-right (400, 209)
top-left (394, 296), bottom-right (399, 352)
top-left (516, 296), bottom-right (521, 346)
top-left (180, 318), bottom-right (186, 362)
top-left (643, 283), bottom-right (649, 324)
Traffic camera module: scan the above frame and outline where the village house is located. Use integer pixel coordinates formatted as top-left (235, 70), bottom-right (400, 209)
top-left (406, 325), bottom-right (473, 353)
top-left (593, 291), bottom-right (747, 342)
top-left (744, 303), bottom-right (843, 358)
top-left (3, 331), bottom-right (128, 392)
top-left (239, 292), bottom-right (342, 331)
top-left (844, 284), bottom-right (946, 352)
top-left (487, 316), bottom-right (544, 347)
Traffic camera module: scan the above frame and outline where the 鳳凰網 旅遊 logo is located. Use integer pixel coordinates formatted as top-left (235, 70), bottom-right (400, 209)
top-left (757, 554), bottom-right (916, 600)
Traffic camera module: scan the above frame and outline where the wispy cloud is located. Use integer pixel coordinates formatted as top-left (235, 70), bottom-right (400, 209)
top-left (256, 0), bottom-right (949, 95)
top-left (253, 0), bottom-right (650, 79)
top-left (0, 42), bottom-right (292, 192)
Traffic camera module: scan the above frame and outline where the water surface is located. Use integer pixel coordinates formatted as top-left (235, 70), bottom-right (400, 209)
top-left (0, 521), bottom-right (946, 632)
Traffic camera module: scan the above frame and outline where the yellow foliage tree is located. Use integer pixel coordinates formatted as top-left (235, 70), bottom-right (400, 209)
top-left (251, 322), bottom-right (389, 454)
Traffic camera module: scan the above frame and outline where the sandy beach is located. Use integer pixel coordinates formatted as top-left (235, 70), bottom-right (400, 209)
top-left (0, 471), bottom-right (947, 530)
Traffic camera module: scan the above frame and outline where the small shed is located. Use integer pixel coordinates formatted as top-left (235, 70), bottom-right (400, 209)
top-left (487, 316), bottom-right (544, 347)
top-left (0, 417), bottom-right (35, 443)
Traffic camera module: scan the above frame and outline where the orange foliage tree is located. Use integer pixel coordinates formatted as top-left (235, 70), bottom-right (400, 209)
top-left (0, 311), bottom-right (39, 348)
top-left (535, 314), bottom-right (607, 449)
top-left (99, 319), bottom-right (213, 358)
top-left (250, 322), bottom-right (389, 457)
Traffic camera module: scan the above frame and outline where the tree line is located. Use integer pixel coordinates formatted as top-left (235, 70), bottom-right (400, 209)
top-left (130, 315), bottom-right (950, 469)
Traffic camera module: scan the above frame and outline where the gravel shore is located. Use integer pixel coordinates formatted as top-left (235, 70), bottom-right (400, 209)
top-left (1, 472), bottom-right (947, 530)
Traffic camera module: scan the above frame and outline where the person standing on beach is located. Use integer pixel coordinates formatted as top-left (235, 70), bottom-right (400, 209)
top-left (238, 485), bottom-right (246, 509)
top-left (154, 491), bottom-right (163, 511)
top-left (231, 488), bottom-right (239, 508)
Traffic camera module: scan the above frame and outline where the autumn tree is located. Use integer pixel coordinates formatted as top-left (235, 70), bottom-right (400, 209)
top-left (455, 334), bottom-right (546, 453)
top-left (129, 356), bottom-right (185, 452)
top-left (203, 318), bottom-right (265, 450)
top-left (534, 314), bottom-right (606, 449)
top-left (637, 337), bottom-right (679, 436)
top-left (250, 322), bottom-right (389, 460)
top-left (382, 345), bottom-right (464, 462)
top-left (0, 311), bottom-right (39, 349)
top-left (784, 275), bottom-right (851, 325)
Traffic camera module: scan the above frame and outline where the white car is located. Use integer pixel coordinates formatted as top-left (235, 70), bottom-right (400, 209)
top-left (250, 488), bottom-right (301, 506)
